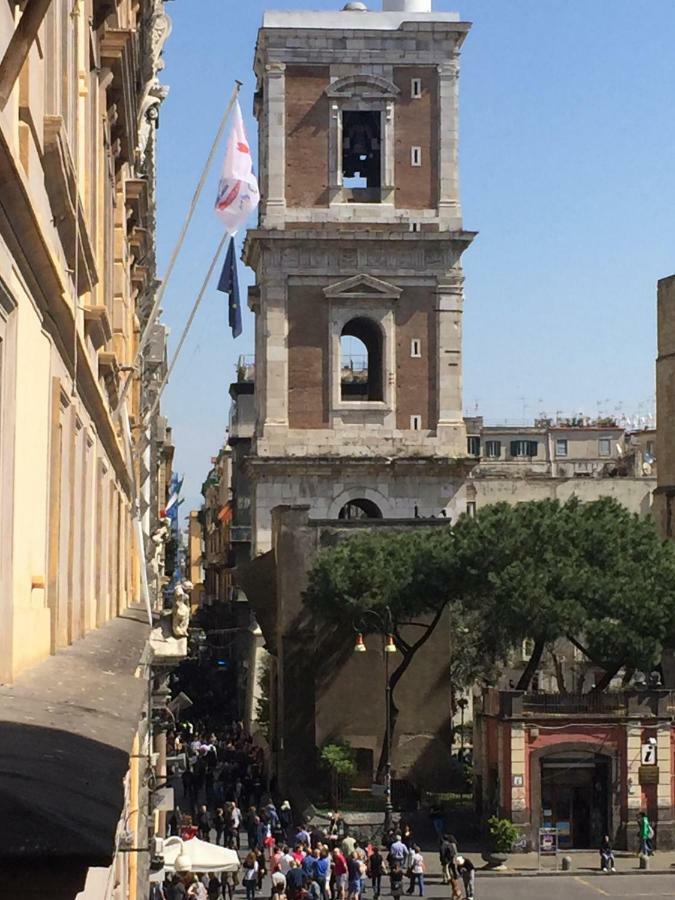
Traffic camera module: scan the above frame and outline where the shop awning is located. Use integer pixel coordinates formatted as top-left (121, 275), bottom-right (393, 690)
top-left (163, 837), bottom-right (241, 873)
top-left (0, 607), bottom-right (151, 895)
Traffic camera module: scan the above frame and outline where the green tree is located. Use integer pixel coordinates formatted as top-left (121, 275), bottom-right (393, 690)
top-left (305, 498), bottom-right (675, 772)
top-left (563, 497), bottom-right (675, 691)
top-left (454, 499), bottom-right (587, 689)
top-left (457, 497), bottom-right (675, 691)
top-left (304, 526), bottom-right (506, 774)
top-left (320, 742), bottom-right (357, 807)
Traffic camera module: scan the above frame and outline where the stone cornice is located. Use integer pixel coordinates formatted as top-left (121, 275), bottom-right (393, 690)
top-left (245, 455), bottom-right (476, 477)
top-left (243, 228), bottom-right (476, 274)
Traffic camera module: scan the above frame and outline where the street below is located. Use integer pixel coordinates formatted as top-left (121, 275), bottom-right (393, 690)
top-left (474, 874), bottom-right (675, 898)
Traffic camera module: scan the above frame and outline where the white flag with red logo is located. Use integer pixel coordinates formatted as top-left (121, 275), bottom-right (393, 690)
top-left (214, 99), bottom-right (260, 233)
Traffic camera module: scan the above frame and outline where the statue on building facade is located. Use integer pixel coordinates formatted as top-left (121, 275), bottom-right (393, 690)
top-left (171, 581), bottom-right (191, 638)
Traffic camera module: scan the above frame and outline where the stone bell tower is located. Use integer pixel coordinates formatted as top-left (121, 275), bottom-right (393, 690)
top-left (244, 0), bottom-right (476, 552)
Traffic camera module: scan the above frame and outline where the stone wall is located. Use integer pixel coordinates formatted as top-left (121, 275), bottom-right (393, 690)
top-left (655, 274), bottom-right (675, 538)
top-left (262, 506), bottom-right (454, 799)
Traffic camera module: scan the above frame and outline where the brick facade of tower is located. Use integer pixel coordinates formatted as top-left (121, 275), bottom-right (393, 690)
top-left (244, 6), bottom-right (476, 552)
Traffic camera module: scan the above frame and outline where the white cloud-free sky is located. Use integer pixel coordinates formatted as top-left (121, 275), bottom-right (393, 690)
top-left (156, 0), bottom-right (675, 514)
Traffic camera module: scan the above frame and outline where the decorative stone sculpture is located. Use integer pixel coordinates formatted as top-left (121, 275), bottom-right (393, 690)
top-left (171, 583), bottom-right (191, 638)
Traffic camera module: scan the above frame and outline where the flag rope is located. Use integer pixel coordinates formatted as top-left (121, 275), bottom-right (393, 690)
top-left (141, 231), bottom-right (231, 430)
top-left (115, 80), bottom-right (242, 416)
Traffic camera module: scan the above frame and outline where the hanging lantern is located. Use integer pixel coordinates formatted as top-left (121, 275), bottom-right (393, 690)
top-left (384, 634), bottom-right (397, 653)
top-left (354, 632), bottom-right (367, 652)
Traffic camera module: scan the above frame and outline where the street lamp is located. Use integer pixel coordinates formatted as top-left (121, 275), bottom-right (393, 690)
top-left (353, 607), bottom-right (397, 836)
top-left (457, 696), bottom-right (469, 758)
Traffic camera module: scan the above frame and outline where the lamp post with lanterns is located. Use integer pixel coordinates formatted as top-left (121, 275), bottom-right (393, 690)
top-left (353, 605), bottom-right (397, 835)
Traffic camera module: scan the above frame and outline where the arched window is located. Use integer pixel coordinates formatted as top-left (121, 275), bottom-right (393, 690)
top-left (338, 498), bottom-right (383, 520)
top-left (340, 317), bottom-right (383, 401)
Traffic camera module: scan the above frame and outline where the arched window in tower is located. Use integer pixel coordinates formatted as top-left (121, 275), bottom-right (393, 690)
top-left (342, 111), bottom-right (381, 191)
top-left (338, 498), bottom-right (383, 520)
top-left (340, 317), bottom-right (383, 402)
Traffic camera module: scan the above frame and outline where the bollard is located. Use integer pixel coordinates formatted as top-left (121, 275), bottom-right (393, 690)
top-left (639, 853), bottom-right (649, 870)
top-left (561, 856), bottom-right (572, 871)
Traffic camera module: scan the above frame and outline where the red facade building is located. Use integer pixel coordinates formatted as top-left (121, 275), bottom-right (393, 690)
top-left (474, 689), bottom-right (675, 850)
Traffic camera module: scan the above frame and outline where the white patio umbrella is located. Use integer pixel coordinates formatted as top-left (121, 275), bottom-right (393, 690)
top-left (163, 837), bottom-right (241, 873)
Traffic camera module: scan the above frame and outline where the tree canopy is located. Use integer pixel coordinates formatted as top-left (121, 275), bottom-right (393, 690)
top-left (305, 497), bottom-right (675, 705)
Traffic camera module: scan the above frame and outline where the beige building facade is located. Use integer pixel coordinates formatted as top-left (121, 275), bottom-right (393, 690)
top-left (0, 1), bottom-right (175, 896)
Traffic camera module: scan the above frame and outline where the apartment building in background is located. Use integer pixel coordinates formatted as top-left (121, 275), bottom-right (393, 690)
top-left (0, 1), bottom-right (175, 896)
top-left (465, 416), bottom-right (655, 515)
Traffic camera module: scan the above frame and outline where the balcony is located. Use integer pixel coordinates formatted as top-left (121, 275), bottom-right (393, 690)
top-left (236, 355), bottom-right (255, 383)
top-left (230, 525), bottom-right (252, 544)
top-left (482, 689), bottom-right (675, 720)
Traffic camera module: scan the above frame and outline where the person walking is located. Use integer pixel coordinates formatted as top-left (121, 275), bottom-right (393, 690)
top-left (197, 805), bottom-right (211, 842)
top-left (287, 860), bottom-right (306, 900)
top-left (243, 852), bottom-right (260, 900)
top-left (368, 846), bottom-right (383, 900)
top-left (406, 847), bottom-right (424, 898)
top-left (315, 847), bottom-right (331, 900)
top-left (341, 832), bottom-right (356, 859)
top-left (207, 874), bottom-right (223, 900)
top-left (347, 851), bottom-right (362, 900)
top-left (213, 808), bottom-right (225, 847)
top-left (221, 871), bottom-right (236, 900)
top-left (638, 811), bottom-right (654, 856)
top-left (229, 801), bottom-right (242, 850)
top-left (272, 869), bottom-right (287, 900)
top-left (389, 863), bottom-right (403, 900)
top-left (429, 806), bottom-right (445, 842)
top-left (454, 857), bottom-right (475, 900)
top-left (439, 835), bottom-right (458, 885)
top-left (387, 835), bottom-right (407, 871)
top-left (279, 845), bottom-right (296, 876)
top-left (332, 847), bottom-right (348, 900)
top-left (281, 801), bottom-right (293, 842)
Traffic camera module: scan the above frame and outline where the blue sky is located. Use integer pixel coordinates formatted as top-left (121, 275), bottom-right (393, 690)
top-left (156, 0), bottom-right (675, 514)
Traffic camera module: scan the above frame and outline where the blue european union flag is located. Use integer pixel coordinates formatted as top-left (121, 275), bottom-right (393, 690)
top-left (217, 236), bottom-right (242, 338)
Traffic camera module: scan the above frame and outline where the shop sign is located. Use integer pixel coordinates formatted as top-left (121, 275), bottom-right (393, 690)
top-left (538, 827), bottom-right (558, 855)
top-left (641, 743), bottom-right (657, 765)
top-left (152, 786), bottom-right (175, 811)
top-left (639, 765), bottom-right (659, 785)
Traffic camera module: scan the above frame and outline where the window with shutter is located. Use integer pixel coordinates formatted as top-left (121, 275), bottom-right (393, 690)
top-left (511, 440), bottom-right (538, 458)
top-left (467, 436), bottom-right (480, 456)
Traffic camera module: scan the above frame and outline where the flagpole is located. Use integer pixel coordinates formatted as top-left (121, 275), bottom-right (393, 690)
top-left (115, 80), bottom-right (242, 416)
top-left (142, 231), bottom-right (231, 429)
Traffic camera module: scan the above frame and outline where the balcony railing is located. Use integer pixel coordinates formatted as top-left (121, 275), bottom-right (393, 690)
top-left (522, 692), bottom-right (627, 716)
top-left (481, 689), bottom-right (675, 719)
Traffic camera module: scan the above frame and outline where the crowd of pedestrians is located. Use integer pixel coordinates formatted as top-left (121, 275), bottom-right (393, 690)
top-left (151, 722), bottom-right (476, 900)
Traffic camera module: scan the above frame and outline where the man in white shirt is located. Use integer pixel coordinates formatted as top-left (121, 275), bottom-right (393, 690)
top-left (279, 846), bottom-right (295, 875)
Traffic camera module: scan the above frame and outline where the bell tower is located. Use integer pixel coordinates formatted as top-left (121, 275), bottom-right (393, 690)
top-left (244, 0), bottom-right (476, 552)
